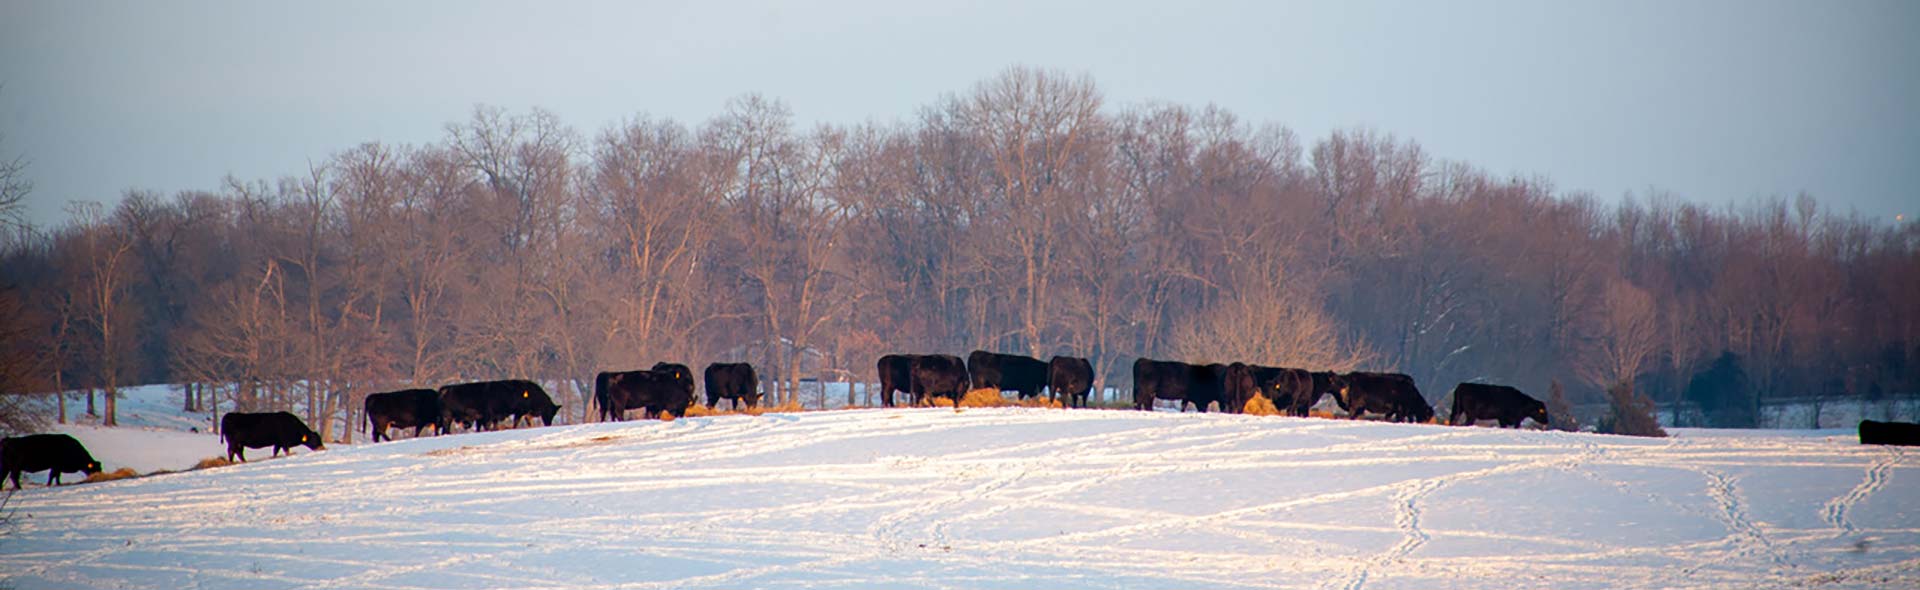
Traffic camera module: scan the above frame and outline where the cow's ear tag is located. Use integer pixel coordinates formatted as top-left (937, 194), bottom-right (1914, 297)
top-left (523, 391), bottom-right (529, 398)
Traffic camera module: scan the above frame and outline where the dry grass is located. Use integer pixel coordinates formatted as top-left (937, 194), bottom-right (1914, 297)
top-left (80, 468), bottom-right (140, 484)
top-left (1242, 396), bottom-right (1283, 416)
top-left (1308, 410), bottom-right (1339, 419)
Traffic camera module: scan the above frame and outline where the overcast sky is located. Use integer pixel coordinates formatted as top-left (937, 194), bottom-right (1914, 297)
top-left (2, 0), bottom-right (1915, 226)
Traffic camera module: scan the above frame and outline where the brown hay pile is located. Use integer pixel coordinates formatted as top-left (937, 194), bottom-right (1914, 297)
top-left (192, 457), bottom-right (236, 470)
top-left (80, 467), bottom-right (140, 484)
top-left (959, 388), bottom-right (1013, 408)
top-left (1242, 395), bottom-right (1283, 416)
top-left (681, 398), bottom-right (805, 418)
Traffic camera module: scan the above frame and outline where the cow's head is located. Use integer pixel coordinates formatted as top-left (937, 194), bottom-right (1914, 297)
top-left (83, 460), bottom-right (102, 475)
top-left (1531, 403), bottom-right (1552, 427)
top-left (1410, 402), bottom-right (1436, 423)
top-left (540, 403), bottom-right (561, 426)
top-left (300, 431), bottom-right (326, 451)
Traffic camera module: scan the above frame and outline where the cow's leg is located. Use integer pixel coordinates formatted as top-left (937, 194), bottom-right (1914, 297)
top-left (49, 472), bottom-right (59, 486)
top-left (7, 470), bottom-right (19, 490)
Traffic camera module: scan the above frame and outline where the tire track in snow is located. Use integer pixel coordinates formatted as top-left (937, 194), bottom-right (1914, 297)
top-left (1822, 446), bottom-right (1901, 539)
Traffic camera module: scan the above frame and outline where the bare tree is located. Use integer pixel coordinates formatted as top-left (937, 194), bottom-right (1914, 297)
top-left (0, 124), bottom-right (31, 230)
top-left (948, 67), bottom-right (1103, 357)
top-left (1582, 279), bottom-right (1662, 390)
top-left (66, 202), bottom-right (139, 426)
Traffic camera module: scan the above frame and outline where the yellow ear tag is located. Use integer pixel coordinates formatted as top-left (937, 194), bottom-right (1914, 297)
top-left (523, 391), bottom-right (529, 398)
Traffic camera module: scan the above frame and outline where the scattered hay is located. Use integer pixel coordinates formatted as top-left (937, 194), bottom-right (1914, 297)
top-left (747, 399), bottom-right (804, 415)
top-left (81, 468), bottom-right (140, 484)
top-left (959, 388), bottom-right (1014, 408)
top-left (680, 404), bottom-right (723, 418)
top-left (1308, 410), bottom-right (1339, 419)
top-left (1014, 396), bottom-right (1063, 409)
top-left (192, 457), bottom-right (235, 470)
top-left (1242, 396), bottom-right (1283, 416)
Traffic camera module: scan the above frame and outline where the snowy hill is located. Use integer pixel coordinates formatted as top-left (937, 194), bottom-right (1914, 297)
top-left (2, 407), bottom-right (1913, 589)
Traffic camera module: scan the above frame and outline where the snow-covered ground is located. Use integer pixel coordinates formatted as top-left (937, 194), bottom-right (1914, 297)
top-left (2, 405), bottom-right (1913, 589)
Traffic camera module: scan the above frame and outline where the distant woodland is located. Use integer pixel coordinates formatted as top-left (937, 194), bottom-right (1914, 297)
top-left (2, 68), bottom-right (1915, 437)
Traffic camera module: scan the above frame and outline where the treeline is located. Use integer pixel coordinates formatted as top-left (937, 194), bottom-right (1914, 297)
top-left (1, 67), bottom-right (1915, 436)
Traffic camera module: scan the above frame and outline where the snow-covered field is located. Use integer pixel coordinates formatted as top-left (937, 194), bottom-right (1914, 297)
top-left (3, 404), bottom-right (1913, 589)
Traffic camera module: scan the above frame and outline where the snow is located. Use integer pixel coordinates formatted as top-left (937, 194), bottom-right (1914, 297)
top-left (2, 401), bottom-right (1914, 590)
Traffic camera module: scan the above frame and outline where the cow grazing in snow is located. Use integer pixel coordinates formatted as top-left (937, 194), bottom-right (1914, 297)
top-left (1334, 372), bottom-right (1434, 423)
top-left (1048, 355), bottom-right (1094, 408)
top-left (967, 350), bottom-right (1050, 400)
top-left (221, 411), bottom-right (325, 462)
top-left (876, 354), bottom-right (917, 407)
top-left (364, 388), bottom-right (443, 442)
top-left (1, 433), bottom-right (102, 489)
top-left (911, 354), bottom-right (970, 408)
top-left (1133, 359), bottom-right (1228, 412)
top-left (1860, 420), bottom-right (1920, 446)
top-left (600, 366), bottom-right (695, 420)
top-left (440, 380), bottom-right (560, 432)
top-left (1448, 383), bottom-right (1550, 428)
top-left (704, 362), bottom-right (761, 410)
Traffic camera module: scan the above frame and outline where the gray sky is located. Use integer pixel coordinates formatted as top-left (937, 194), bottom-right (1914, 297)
top-left (2, 0), bottom-right (1915, 226)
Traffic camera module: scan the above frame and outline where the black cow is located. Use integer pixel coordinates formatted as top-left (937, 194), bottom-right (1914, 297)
top-left (968, 350), bottom-right (1050, 399)
top-left (705, 362), bottom-right (761, 409)
top-left (594, 370), bottom-right (622, 422)
top-left (602, 366), bottom-right (695, 420)
top-left (1133, 359), bottom-right (1227, 412)
top-left (439, 380), bottom-right (559, 432)
top-left (1, 433), bottom-right (102, 489)
top-left (911, 354), bottom-right (970, 409)
top-left (364, 388), bottom-right (443, 442)
top-left (506, 382), bottom-right (562, 428)
top-left (877, 354), bottom-right (917, 407)
top-left (1860, 420), bottom-right (1920, 446)
top-left (1334, 372), bottom-right (1434, 423)
top-left (221, 411), bottom-right (324, 462)
top-left (1048, 355), bottom-right (1094, 408)
top-left (1262, 368), bottom-right (1338, 417)
top-left (1448, 383), bottom-right (1550, 428)
top-left (1261, 368), bottom-right (1314, 417)
top-left (1224, 363), bottom-right (1293, 414)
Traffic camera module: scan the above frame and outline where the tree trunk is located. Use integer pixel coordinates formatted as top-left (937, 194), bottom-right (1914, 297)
top-left (104, 383), bottom-right (117, 426)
